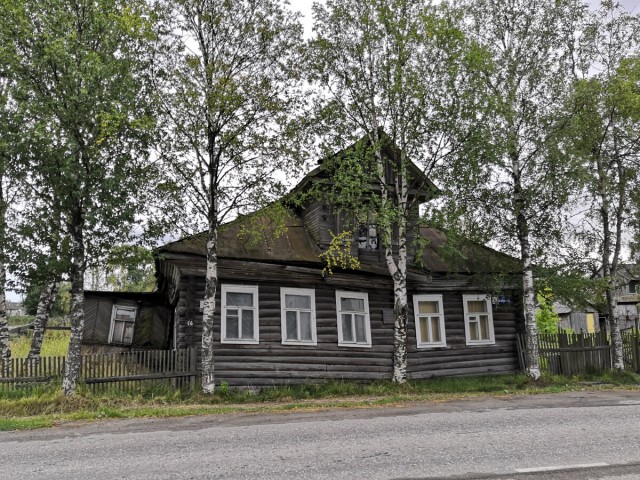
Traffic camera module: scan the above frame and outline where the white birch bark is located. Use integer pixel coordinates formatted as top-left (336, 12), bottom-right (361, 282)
top-left (27, 281), bottom-right (57, 362)
top-left (201, 200), bottom-right (218, 393)
top-left (0, 179), bottom-right (10, 377)
top-left (0, 262), bottom-right (10, 378)
top-left (513, 154), bottom-right (540, 380)
top-left (62, 213), bottom-right (86, 395)
top-left (600, 178), bottom-right (624, 369)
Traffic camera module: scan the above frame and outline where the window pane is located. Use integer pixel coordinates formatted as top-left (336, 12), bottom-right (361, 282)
top-left (355, 314), bottom-right (367, 343)
top-left (468, 300), bottom-right (486, 313)
top-left (113, 321), bottom-right (125, 343)
top-left (227, 292), bottom-right (253, 307)
top-left (300, 311), bottom-right (312, 341)
top-left (286, 311), bottom-right (298, 341)
top-left (341, 314), bottom-right (353, 342)
top-left (285, 294), bottom-right (310, 310)
top-left (115, 309), bottom-right (136, 321)
top-left (341, 297), bottom-right (365, 312)
top-left (479, 315), bottom-right (489, 340)
top-left (241, 310), bottom-right (254, 339)
top-left (418, 301), bottom-right (438, 314)
top-left (226, 314), bottom-right (239, 339)
top-left (430, 317), bottom-right (441, 342)
top-left (469, 320), bottom-right (479, 341)
top-left (419, 317), bottom-right (429, 343)
top-left (123, 323), bottom-right (134, 344)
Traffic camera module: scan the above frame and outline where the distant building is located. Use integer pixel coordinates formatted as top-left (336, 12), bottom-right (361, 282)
top-left (5, 301), bottom-right (26, 317)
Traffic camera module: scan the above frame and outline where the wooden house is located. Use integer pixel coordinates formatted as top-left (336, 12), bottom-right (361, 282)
top-left (148, 143), bottom-right (524, 388)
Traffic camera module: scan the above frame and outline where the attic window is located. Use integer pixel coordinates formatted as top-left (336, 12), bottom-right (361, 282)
top-left (109, 305), bottom-right (137, 345)
top-left (358, 224), bottom-right (379, 250)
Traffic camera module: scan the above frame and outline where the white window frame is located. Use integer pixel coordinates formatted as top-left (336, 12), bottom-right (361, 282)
top-left (336, 291), bottom-right (372, 348)
top-left (463, 294), bottom-right (495, 346)
top-left (108, 304), bottom-right (137, 345)
top-left (413, 294), bottom-right (446, 348)
top-left (221, 284), bottom-right (259, 344)
top-left (280, 288), bottom-right (317, 345)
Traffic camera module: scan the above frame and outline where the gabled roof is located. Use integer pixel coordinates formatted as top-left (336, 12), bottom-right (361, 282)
top-left (159, 208), bottom-right (518, 275)
top-left (159, 209), bottom-right (322, 265)
top-left (289, 130), bottom-right (440, 204)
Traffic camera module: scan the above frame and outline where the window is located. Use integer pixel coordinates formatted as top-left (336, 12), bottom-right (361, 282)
top-left (336, 291), bottom-right (371, 347)
top-left (463, 294), bottom-right (495, 345)
top-left (109, 305), bottom-right (137, 345)
top-left (413, 294), bottom-right (446, 348)
top-left (281, 288), bottom-right (317, 345)
top-left (358, 224), bottom-right (379, 250)
top-left (221, 285), bottom-right (259, 344)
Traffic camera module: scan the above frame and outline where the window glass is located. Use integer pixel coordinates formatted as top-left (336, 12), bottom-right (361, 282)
top-left (419, 318), bottom-right (429, 343)
top-left (285, 311), bottom-right (297, 340)
top-left (300, 311), bottom-right (312, 341)
top-left (418, 301), bottom-right (438, 314)
top-left (285, 294), bottom-right (310, 310)
top-left (430, 317), bottom-right (441, 342)
top-left (355, 314), bottom-right (367, 343)
top-left (468, 300), bottom-right (486, 313)
top-left (341, 314), bottom-right (354, 342)
top-left (227, 292), bottom-right (253, 307)
top-left (341, 297), bottom-right (365, 312)
top-left (241, 310), bottom-right (254, 339)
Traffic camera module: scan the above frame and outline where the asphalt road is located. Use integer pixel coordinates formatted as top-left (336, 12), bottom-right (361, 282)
top-left (2, 390), bottom-right (640, 480)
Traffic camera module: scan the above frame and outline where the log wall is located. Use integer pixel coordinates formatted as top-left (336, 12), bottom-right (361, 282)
top-left (172, 261), bottom-right (521, 387)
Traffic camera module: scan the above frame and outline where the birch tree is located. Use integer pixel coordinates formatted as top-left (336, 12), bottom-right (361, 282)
top-left (308, 0), bottom-right (485, 383)
top-left (157, 0), bottom-right (305, 393)
top-left (1, 0), bottom-right (164, 394)
top-left (568, 1), bottom-right (640, 369)
top-left (447, 0), bottom-right (588, 379)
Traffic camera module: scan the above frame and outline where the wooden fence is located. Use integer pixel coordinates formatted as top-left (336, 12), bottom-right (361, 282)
top-left (0, 348), bottom-right (197, 391)
top-left (517, 331), bottom-right (640, 375)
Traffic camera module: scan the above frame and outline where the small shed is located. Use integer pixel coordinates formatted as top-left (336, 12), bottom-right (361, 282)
top-left (81, 291), bottom-right (172, 354)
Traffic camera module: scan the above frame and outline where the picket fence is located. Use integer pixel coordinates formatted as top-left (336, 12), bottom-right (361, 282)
top-left (0, 348), bottom-right (197, 392)
top-left (517, 330), bottom-right (640, 375)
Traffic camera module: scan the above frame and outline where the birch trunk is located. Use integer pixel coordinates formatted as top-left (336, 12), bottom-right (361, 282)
top-left (597, 154), bottom-right (624, 369)
top-left (513, 156), bottom-right (540, 379)
top-left (201, 200), bottom-right (218, 393)
top-left (391, 153), bottom-right (409, 384)
top-left (27, 281), bottom-right (57, 362)
top-left (0, 179), bottom-right (10, 377)
top-left (62, 212), bottom-right (86, 395)
top-left (391, 261), bottom-right (408, 383)
top-left (0, 262), bottom-right (10, 378)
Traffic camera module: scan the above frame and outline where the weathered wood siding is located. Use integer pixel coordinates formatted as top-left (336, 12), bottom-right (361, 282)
top-left (172, 261), bottom-right (521, 387)
top-left (407, 293), bottom-right (519, 378)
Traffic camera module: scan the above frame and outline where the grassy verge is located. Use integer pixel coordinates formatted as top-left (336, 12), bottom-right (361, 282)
top-left (10, 330), bottom-right (71, 358)
top-left (1, 371), bottom-right (639, 431)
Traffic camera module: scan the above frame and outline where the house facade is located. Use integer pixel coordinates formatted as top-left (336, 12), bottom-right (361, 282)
top-left (84, 143), bottom-right (524, 386)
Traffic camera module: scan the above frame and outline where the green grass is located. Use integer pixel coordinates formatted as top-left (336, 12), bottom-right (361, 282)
top-left (1, 371), bottom-right (639, 431)
top-left (10, 330), bottom-right (70, 358)
top-left (6, 315), bottom-right (35, 327)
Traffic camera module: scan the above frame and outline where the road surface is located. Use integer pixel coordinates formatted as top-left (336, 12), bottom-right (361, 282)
top-left (2, 390), bottom-right (640, 479)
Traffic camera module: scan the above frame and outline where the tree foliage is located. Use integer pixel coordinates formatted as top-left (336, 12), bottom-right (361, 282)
top-left (442, 0), bottom-right (588, 379)
top-left (566, 1), bottom-right (640, 369)
top-left (308, 0), bottom-right (486, 383)
top-left (156, 0), bottom-right (305, 392)
top-left (1, 0), bottom-right (167, 394)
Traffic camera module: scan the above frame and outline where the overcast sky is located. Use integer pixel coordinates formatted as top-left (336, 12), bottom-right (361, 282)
top-left (288, 0), bottom-right (639, 38)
